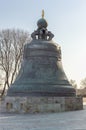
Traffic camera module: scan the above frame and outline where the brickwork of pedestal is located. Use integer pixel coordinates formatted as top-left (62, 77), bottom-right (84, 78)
top-left (0, 96), bottom-right (83, 113)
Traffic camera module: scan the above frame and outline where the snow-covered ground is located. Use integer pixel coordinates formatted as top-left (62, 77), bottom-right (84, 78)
top-left (0, 106), bottom-right (86, 130)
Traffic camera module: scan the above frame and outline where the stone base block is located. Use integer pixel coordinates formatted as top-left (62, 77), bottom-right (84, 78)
top-left (0, 96), bottom-right (83, 113)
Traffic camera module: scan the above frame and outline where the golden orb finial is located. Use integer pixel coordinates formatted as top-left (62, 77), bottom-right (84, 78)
top-left (42, 9), bottom-right (44, 18)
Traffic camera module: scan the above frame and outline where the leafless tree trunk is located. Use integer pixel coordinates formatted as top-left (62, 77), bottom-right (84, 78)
top-left (69, 79), bottom-right (77, 89)
top-left (0, 29), bottom-right (31, 97)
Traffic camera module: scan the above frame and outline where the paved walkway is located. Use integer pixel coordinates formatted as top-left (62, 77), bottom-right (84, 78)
top-left (0, 106), bottom-right (86, 130)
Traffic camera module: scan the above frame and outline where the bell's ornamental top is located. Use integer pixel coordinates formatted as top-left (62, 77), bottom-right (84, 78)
top-left (31, 10), bottom-right (54, 41)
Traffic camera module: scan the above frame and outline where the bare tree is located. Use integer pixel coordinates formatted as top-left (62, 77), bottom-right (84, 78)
top-left (69, 79), bottom-right (77, 89)
top-left (0, 29), bottom-right (31, 97)
top-left (80, 78), bottom-right (86, 89)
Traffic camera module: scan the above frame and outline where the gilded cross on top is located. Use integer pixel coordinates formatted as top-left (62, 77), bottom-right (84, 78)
top-left (42, 10), bottom-right (44, 18)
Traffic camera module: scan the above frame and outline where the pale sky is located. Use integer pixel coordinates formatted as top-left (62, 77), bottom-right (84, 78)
top-left (0, 0), bottom-right (86, 87)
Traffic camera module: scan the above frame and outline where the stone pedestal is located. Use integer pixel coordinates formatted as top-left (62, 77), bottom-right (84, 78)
top-left (0, 96), bottom-right (83, 113)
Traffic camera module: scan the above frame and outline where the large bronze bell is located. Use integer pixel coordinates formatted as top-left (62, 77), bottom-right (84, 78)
top-left (7, 12), bottom-right (76, 97)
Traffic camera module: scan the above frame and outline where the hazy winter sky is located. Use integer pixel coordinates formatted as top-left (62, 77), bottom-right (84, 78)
top-left (0, 0), bottom-right (86, 87)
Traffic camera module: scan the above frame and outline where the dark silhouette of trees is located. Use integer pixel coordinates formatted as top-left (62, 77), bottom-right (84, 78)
top-left (80, 78), bottom-right (86, 89)
top-left (0, 29), bottom-right (31, 97)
